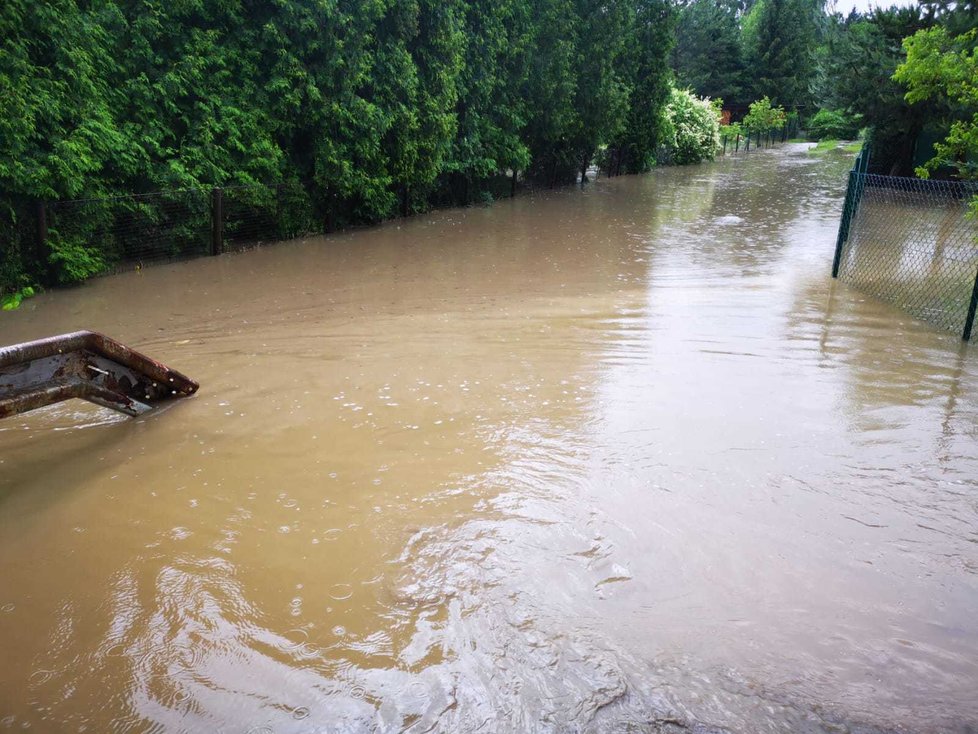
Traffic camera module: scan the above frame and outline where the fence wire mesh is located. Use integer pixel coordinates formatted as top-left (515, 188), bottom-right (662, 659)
top-left (48, 189), bottom-right (211, 272)
top-left (836, 173), bottom-right (978, 337)
top-left (43, 182), bottom-right (319, 276)
top-left (222, 182), bottom-right (315, 253)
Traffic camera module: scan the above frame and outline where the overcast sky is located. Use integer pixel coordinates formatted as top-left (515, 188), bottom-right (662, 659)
top-left (827, 0), bottom-right (917, 15)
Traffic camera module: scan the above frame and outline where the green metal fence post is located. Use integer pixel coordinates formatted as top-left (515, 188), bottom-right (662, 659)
top-left (963, 266), bottom-right (978, 341)
top-left (832, 172), bottom-right (856, 277)
top-left (832, 150), bottom-right (870, 278)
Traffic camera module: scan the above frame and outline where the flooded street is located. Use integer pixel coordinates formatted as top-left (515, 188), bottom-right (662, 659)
top-left (1, 144), bottom-right (977, 733)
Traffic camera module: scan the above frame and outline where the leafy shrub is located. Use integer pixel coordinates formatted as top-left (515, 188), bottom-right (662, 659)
top-left (662, 87), bottom-right (722, 165)
top-left (47, 232), bottom-right (107, 284)
top-left (743, 96), bottom-right (788, 133)
top-left (807, 109), bottom-right (860, 140)
top-left (2, 286), bottom-right (36, 311)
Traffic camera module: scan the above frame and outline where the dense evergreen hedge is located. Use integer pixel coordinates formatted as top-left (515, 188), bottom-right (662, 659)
top-left (0, 0), bottom-right (675, 290)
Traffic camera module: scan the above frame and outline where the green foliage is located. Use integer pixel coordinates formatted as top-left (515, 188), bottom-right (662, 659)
top-left (672, 0), bottom-right (746, 106)
top-left (661, 86), bottom-right (722, 165)
top-left (742, 0), bottom-right (821, 109)
top-left (806, 109), bottom-right (860, 140)
top-left (521, 0), bottom-right (582, 184)
top-left (607, 0), bottom-right (676, 175)
top-left (1, 286), bottom-right (36, 311)
top-left (894, 27), bottom-right (978, 182)
top-left (0, 1), bottom-right (125, 201)
top-left (813, 6), bottom-right (935, 175)
top-left (723, 121), bottom-right (744, 138)
top-left (0, 0), bottom-right (684, 288)
top-left (47, 231), bottom-right (107, 284)
top-left (743, 96), bottom-right (788, 131)
top-left (441, 0), bottom-right (532, 203)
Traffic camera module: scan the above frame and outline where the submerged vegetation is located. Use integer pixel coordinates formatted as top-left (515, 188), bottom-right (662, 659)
top-left (1, 0), bottom-right (976, 296)
top-left (2, 0), bottom-right (679, 292)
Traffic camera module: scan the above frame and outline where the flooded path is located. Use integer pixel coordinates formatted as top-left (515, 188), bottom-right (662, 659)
top-left (2, 145), bottom-right (977, 733)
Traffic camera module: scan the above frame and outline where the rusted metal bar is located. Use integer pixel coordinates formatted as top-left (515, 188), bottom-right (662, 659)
top-left (0, 331), bottom-right (198, 419)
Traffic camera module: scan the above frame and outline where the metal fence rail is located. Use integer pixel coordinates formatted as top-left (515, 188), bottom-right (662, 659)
top-left (832, 156), bottom-right (978, 340)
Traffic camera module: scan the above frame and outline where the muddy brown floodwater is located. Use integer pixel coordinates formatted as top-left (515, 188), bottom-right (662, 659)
top-left (2, 144), bottom-right (977, 734)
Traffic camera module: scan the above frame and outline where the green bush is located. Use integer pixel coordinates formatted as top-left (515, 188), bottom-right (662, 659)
top-left (743, 96), bottom-right (787, 132)
top-left (662, 87), bottom-right (722, 165)
top-left (1, 0), bottom-right (677, 288)
top-left (47, 233), bottom-right (107, 285)
top-left (2, 286), bottom-right (36, 311)
top-left (807, 109), bottom-right (860, 141)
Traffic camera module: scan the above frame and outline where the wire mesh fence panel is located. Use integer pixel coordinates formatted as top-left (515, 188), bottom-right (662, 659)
top-left (48, 189), bottom-right (211, 275)
top-left (837, 174), bottom-right (978, 335)
top-left (223, 182), bottom-right (318, 252)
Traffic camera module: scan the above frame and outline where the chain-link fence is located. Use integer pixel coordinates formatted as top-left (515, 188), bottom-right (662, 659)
top-left (832, 158), bottom-right (978, 339)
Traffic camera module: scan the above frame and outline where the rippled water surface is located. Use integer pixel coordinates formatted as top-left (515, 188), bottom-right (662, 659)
top-left (2, 145), bottom-right (977, 733)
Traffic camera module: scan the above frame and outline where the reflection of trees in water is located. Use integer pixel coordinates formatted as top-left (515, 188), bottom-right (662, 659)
top-left (639, 165), bottom-right (719, 224)
top-left (786, 275), bottom-right (978, 456)
top-left (637, 148), bottom-right (848, 280)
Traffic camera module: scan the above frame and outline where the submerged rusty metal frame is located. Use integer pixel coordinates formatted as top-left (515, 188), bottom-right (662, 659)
top-left (0, 331), bottom-right (198, 419)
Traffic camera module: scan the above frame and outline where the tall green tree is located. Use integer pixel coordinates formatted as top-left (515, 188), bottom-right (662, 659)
top-left (522, 0), bottom-right (581, 184)
top-left (895, 25), bottom-right (978, 183)
top-left (104, 1), bottom-right (284, 191)
top-left (0, 0), bottom-right (682, 291)
top-left (742, 0), bottom-right (822, 109)
top-left (814, 6), bottom-right (934, 174)
top-left (672, 0), bottom-right (746, 105)
top-left (0, 0), bottom-right (124, 201)
top-left (608, 0), bottom-right (675, 174)
top-left (441, 0), bottom-right (532, 203)
top-left (566, 0), bottom-right (635, 182)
